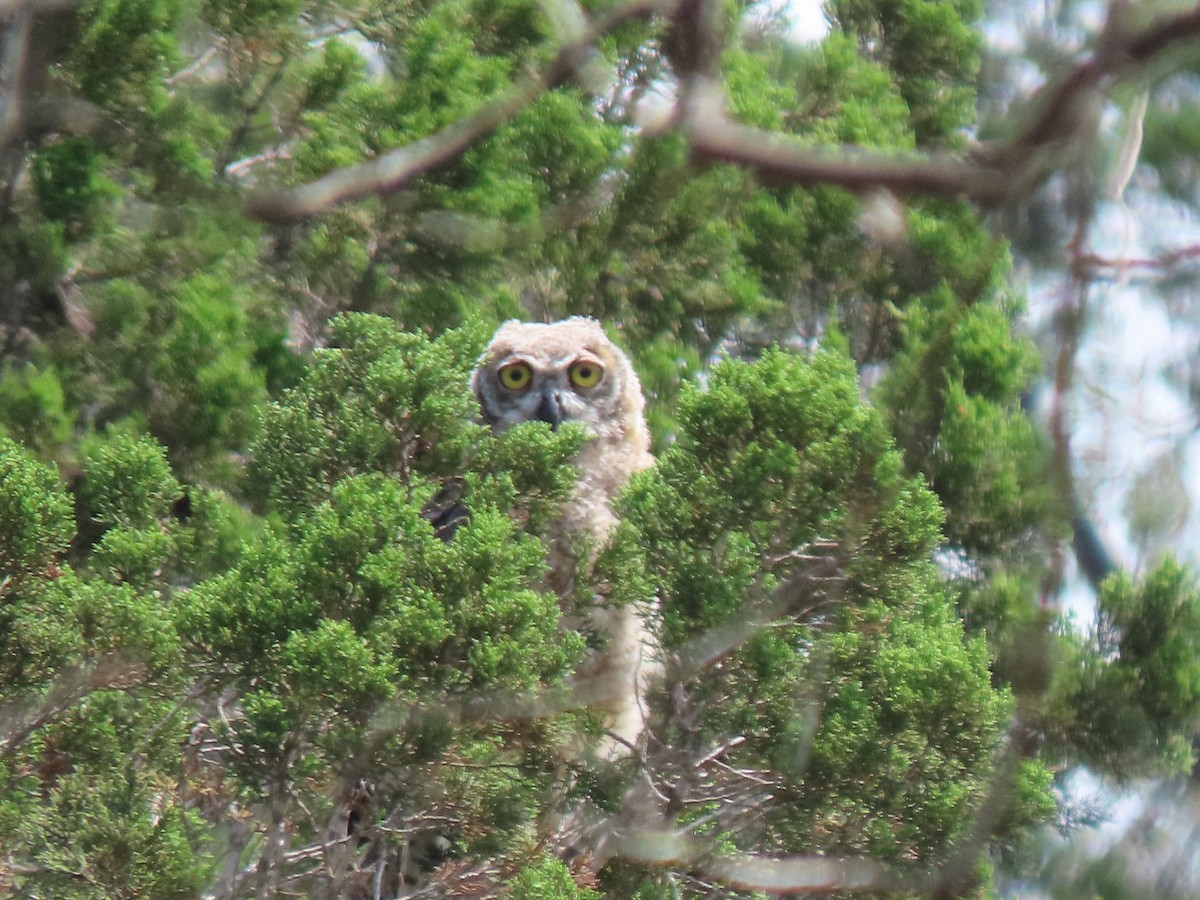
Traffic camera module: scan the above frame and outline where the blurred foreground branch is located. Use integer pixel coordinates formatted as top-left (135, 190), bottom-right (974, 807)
top-left (248, 0), bottom-right (1200, 220)
top-left (609, 829), bottom-right (905, 893)
top-left (248, 0), bottom-right (661, 221)
top-left (0, 0), bottom-right (103, 148)
top-left (674, 0), bottom-right (1200, 206)
top-left (0, 654), bottom-right (144, 758)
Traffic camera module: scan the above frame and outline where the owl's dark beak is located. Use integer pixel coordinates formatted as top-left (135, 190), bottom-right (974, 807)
top-left (535, 388), bottom-right (563, 430)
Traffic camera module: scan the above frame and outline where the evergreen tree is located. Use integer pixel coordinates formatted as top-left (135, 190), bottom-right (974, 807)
top-left (2, 0), bottom-right (1200, 896)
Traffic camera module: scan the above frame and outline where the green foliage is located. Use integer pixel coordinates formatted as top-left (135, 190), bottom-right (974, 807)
top-left (76, 431), bottom-right (183, 589)
top-left (1050, 559), bottom-right (1200, 778)
top-left (0, 0), bottom-right (1188, 894)
top-left (876, 273), bottom-right (1051, 556)
top-left (829, 0), bottom-right (983, 144)
top-left (151, 273), bottom-right (270, 461)
top-left (41, 204), bottom-right (285, 477)
top-left (71, 0), bottom-right (182, 112)
top-left (176, 315), bottom-right (585, 864)
top-left (724, 46), bottom-right (799, 130)
top-left (0, 362), bottom-right (73, 457)
top-left (506, 856), bottom-right (600, 899)
top-left (300, 39), bottom-right (367, 110)
top-left (0, 432), bottom-right (195, 892)
top-left (0, 218), bottom-right (70, 331)
top-left (13, 695), bottom-right (205, 899)
top-left (203, 0), bottom-right (302, 36)
top-left (181, 470), bottom-right (573, 699)
top-left (787, 31), bottom-right (915, 148)
top-left (0, 437), bottom-right (73, 588)
top-left (803, 597), bottom-right (1008, 860)
top-left (583, 134), bottom-right (767, 362)
top-left (618, 348), bottom-right (1036, 868)
top-left (1142, 96), bottom-right (1200, 201)
top-left (32, 136), bottom-right (117, 239)
top-left (82, 430), bottom-right (182, 530)
top-left (177, 485), bottom-right (264, 578)
top-left (251, 313), bottom-right (490, 513)
top-left (0, 435), bottom-right (183, 690)
top-left (627, 347), bottom-right (941, 642)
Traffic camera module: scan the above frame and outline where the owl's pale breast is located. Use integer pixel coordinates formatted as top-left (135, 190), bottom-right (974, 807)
top-left (471, 317), bottom-right (658, 750)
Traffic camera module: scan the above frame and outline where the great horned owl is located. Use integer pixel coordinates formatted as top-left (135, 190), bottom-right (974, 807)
top-left (471, 317), bottom-right (657, 748)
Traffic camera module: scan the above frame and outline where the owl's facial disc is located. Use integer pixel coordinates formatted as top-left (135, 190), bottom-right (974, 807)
top-left (483, 348), bottom-right (613, 434)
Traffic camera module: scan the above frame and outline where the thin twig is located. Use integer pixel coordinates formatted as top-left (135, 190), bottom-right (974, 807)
top-left (165, 41), bottom-right (224, 86)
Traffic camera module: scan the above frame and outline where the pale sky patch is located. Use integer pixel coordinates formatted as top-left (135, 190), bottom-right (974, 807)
top-left (788, 0), bottom-right (830, 43)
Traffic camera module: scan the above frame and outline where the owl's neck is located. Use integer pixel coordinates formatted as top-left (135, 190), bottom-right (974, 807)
top-left (544, 421), bottom-right (652, 598)
top-left (571, 419), bottom-right (653, 525)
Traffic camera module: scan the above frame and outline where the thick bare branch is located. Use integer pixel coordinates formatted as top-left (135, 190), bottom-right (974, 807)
top-left (683, 1), bottom-right (1200, 206)
top-left (0, 0), bottom-right (77, 13)
top-left (660, 0), bottom-right (724, 81)
top-left (682, 88), bottom-right (1010, 203)
top-left (250, 0), bottom-right (1200, 223)
top-left (606, 827), bottom-right (916, 894)
top-left (0, 0), bottom-right (107, 151)
top-left (1123, 2), bottom-right (1200, 66)
top-left (249, 91), bottom-right (535, 222)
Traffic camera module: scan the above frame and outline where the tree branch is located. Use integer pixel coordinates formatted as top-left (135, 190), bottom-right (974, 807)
top-left (1075, 242), bottom-right (1200, 276)
top-left (0, 655), bottom-right (145, 758)
top-left (605, 827), bottom-right (917, 894)
top-left (250, 0), bottom-right (1200, 221)
top-left (247, 0), bottom-right (660, 221)
top-left (681, 85), bottom-right (1010, 203)
top-left (688, 1), bottom-right (1200, 206)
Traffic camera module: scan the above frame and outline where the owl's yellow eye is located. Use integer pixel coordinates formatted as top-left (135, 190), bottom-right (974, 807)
top-left (498, 362), bottom-right (533, 390)
top-left (568, 361), bottom-right (603, 388)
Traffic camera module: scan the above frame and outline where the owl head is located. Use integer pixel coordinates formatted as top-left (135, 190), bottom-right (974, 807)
top-left (471, 317), bottom-right (646, 444)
